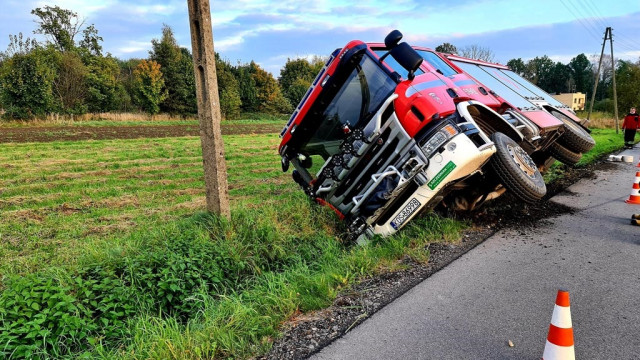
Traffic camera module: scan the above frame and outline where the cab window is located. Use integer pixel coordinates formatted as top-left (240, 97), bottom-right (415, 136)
top-left (416, 50), bottom-right (458, 77)
top-left (373, 50), bottom-right (425, 79)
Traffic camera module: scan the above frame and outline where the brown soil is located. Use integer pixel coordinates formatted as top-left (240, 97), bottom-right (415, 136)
top-left (0, 123), bottom-right (283, 143)
top-left (262, 161), bottom-right (607, 360)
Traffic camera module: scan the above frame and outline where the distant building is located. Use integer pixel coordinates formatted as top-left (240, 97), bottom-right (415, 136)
top-left (552, 92), bottom-right (586, 111)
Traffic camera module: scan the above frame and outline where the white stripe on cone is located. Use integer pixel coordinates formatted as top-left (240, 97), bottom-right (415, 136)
top-left (550, 305), bottom-right (572, 328)
top-left (543, 341), bottom-right (576, 360)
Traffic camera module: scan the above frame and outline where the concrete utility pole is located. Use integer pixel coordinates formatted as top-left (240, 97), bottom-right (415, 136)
top-left (187, 0), bottom-right (231, 219)
top-left (587, 27), bottom-right (619, 133)
top-left (609, 28), bottom-right (619, 133)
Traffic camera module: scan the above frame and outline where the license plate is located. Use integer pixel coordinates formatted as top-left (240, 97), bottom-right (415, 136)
top-left (390, 198), bottom-right (422, 230)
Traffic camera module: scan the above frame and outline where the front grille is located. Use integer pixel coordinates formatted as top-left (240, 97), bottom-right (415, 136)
top-left (327, 114), bottom-right (422, 216)
top-left (334, 128), bottom-right (392, 196)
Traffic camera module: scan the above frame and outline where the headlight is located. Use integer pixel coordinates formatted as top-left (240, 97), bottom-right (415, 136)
top-left (421, 124), bottom-right (459, 158)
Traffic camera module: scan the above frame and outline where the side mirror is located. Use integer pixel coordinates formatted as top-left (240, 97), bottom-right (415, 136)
top-left (389, 42), bottom-right (423, 80)
top-left (384, 30), bottom-right (403, 49)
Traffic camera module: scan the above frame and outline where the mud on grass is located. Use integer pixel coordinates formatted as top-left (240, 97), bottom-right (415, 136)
top-left (262, 160), bottom-right (610, 360)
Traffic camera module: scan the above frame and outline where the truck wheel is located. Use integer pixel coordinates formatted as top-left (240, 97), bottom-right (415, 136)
top-left (551, 110), bottom-right (595, 153)
top-left (489, 132), bottom-right (547, 203)
top-left (548, 141), bottom-right (582, 166)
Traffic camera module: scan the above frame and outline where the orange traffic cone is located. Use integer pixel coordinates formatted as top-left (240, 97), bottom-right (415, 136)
top-left (542, 289), bottom-right (575, 360)
top-left (625, 172), bottom-right (640, 204)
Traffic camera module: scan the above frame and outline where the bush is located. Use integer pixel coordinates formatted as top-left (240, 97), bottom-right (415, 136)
top-left (593, 98), bottom-right (615, 113)
top-left (0, 49), bottom-right (56, 119)
top-left (0, 210), bottom-right (318, 357)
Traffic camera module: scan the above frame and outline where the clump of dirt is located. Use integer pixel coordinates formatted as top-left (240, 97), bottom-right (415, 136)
top-left (261, 160), bottom-right (610, 360)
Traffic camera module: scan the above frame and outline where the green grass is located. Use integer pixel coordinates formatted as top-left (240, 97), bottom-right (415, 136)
top-left (0, 126), bottom-right (622, 359)
top-left (0, 132), bottom-right (463, 359)
top-left (543, 128), bottom-right (627, 183)
top-left (578, 128), bottom-right (627, 165)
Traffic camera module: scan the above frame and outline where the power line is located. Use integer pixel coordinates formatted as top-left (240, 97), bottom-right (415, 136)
top-left (612, 29), bottom-right (640, 50)
top-left (563, 0), bottom-right (606, 35)
top-left (582, 0), bottom-right (608, 27)
top-left (557, 0), bottom-right (605, 42)
top-left (576, 0), bottom-right (640, 49)
top-left (558, 0), bottom-right (640, 60)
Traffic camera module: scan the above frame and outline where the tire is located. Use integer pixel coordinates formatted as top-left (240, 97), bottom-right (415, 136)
top-left (489, 132), bottom-right (547, 203)
top-left (550, 110), bottom-right (595, 153)
top-left (548, 141), bottom-right (582, 166)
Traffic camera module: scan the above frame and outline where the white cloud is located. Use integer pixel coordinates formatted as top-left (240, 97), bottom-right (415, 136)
top-left (114, 40), bottom-right (150, 55)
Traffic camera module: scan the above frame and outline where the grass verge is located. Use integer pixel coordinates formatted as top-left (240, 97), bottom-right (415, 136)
top-left (544, 128), bottom-right (627, 183)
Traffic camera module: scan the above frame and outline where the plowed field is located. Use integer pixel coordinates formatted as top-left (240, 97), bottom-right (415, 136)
top-left (0, 123), bottom-right (283, 143)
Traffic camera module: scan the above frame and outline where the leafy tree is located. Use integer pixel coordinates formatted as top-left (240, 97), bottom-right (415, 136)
top-left (524, 56), bottom-right (555, 91)
top-left (506, 58), bottom-right (526, 76)
top-left (435, 43), bottom-right (457, 54)
top-left (51, 50), bottom-right (88, 113)
top-left (593, 98), bottom-right (615, 112)
top-left (459, 44), bottom-right (495, 62)
top-left (279, 58), bottom-right (322, 107)
top-left (251, 63), bottom-right (292, 114)
top-left (591, 54), bottom-right (615, 101)
top-left (31, 5), bottom-right (84, 52)
top-left (615, 60), bottom-right (640, 111)
top-left (568, 54), bottom-right (592, 94)
top-left (549, 62), bottom-right (572, 94)
top-left (217, 69), bottom-right (242, 119)
top-left (236, 62), bottom-right (259, 112)
top-left (0, 49), bottom-right (56, 119)
top-left (133, 60), bottom-right (167, 114)
top-left (79, 25), bottom-right (103, 57)
top-left (149, 25), bottom-right (197, 114)
top-left (177, 47), bottom-right (197, 113)
top-left (84, 55), bottom-right (121, 112)
top-left (214, 55), bottom-right (242, 119)
top-left (117, 58), bottom-right (144, 112)
top-left (287, 78), bottom-right (312, 108)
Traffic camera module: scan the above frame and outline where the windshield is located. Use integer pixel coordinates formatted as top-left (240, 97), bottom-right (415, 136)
top-left (498, 69), bottom-right (567, 107)
top-left (302, 54), bottom-right (397, 159)
top-left (416, 50), bottom-right (458, 77)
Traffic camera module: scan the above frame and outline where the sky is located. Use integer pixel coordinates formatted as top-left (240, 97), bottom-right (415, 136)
top-left (1, 0), bottom-right (640, 75)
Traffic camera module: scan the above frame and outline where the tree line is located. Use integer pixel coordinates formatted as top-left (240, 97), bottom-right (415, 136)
top-left (435, 42), bottom-right (640, 113)
top-left (0, 6), bottom-right (326, 120)
top-left (2, 7), bottom-right (637, 121)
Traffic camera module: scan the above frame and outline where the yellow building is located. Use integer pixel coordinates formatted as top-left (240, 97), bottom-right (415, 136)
top-left (552, 92), bottom-right (586, 111)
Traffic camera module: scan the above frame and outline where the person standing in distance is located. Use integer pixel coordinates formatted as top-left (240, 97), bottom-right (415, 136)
top-left (622, 107), bottom-right (639, 149)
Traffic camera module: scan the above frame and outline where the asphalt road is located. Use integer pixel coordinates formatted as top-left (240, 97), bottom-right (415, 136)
top-left (312, 150), bottom-right (640, 360)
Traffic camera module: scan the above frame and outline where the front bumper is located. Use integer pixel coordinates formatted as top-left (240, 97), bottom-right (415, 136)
top-left (368, 133), bottom-right (495, 237)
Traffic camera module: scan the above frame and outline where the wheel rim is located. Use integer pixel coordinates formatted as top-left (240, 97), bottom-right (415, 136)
top-left (507, 144), bottom-right (537, 178)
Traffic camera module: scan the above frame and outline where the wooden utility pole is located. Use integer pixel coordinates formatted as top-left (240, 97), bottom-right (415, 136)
top-left (587, 27), bottom-right (619, 133)
top-left (187, 0), bottom-right (231, 218)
